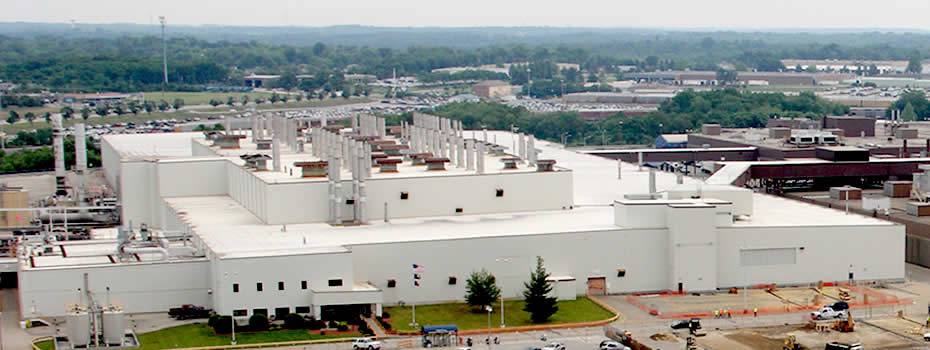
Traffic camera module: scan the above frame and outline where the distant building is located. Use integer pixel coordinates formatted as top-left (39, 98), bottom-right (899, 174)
top-left (472, 80), bottom-right (513, 99)
top-left (61, 92), bottom-right (139, 106)
top-left (850, 107), bottom-right (888, 119)
top-left (345, 74), bottom-right (377, 83)
top-left (243, 74), bottom-right (281, 88)
top-left (655, 134), bottom-right (688, 148)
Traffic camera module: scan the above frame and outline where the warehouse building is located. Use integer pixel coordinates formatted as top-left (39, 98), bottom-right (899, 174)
top-left (14, 114), bottom-right (904, 322)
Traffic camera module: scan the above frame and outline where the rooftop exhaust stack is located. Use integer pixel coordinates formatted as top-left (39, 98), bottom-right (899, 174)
top-left (466, 139), bottom-right (475, 171)
top-left (476, 142), bottom-right (486, 174)
top-left (527, 135), bottom-right (536, 166)
top-left (271, 121), bottom-right (282, 172)
top-left (52, 114), bottom-right (66, 196)
top-left (648, 168), bottom-right (657, 194)
top-left (75, 123), bottom-right (88, 202)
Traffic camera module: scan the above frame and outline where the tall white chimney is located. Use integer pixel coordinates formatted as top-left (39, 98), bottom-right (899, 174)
top-left (527, 135), bottom-right (536, 166)
top-left (466, 139), bottom-right (475, 171)
top-left (456, 137), bottom-right (466, 168)
top-left (648, 168), bottom-right (657, 194)
top-left (271, 120), bottom-right (282, 172)
top-left (74, 123), bottom-right (87, 202)
top-left (476, 142), bottom-right (486, 174)
top-left (52, 115), bottom-right (66, 195)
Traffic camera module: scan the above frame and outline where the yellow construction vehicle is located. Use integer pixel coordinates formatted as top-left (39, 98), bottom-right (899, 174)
top-left (783, 335), bottom-right (801, 350)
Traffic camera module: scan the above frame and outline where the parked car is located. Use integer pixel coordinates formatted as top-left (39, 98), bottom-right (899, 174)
top-left (352, 338), bottom-right (382, 350)
top-left (168, 304), bottom-right (210, 320)
top-left (541, 342), bottom-right (566, 350)
top-left (598, 340), bottom-right (630, 350)
top-left (811, 306), bottom-right (847, 320)
top-left (824, 341), bottom-right (863, 350)
top-left (830, 301), bottom-right (850, 311)
top-left (670, 318), bottom-right (702, 331)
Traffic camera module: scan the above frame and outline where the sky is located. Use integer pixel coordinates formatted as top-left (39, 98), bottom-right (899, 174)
top-left (4, 0), bottom-right (930, 30)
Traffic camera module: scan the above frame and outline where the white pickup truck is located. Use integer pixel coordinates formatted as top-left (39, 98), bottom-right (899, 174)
top-left (352, 338), bottom-right (382, 350)
top-left (811, 306), bottom-right (847, 320)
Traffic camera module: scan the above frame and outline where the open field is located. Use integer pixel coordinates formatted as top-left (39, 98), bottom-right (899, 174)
top-left (35, 323), bottom-right (358, 350)
top-left (384, 297), bottom-right (614, 332)
top-left (141, 91), bottom-right (274, 105)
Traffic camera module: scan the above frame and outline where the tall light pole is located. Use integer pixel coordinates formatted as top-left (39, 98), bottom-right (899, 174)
top-left (485, 305), bottom-right (493, 350)
top-left (526, 67), bottom-right (532, 98)
top-left (159, 16), bottom-right (168, 96)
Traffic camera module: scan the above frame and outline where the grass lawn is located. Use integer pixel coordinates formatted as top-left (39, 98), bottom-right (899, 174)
top-left (35, 323), bottom-right (358, 350)
top-left (141, 91), bottom-right (274, 106)
top-left (385, 297), bottom-right (614, 332)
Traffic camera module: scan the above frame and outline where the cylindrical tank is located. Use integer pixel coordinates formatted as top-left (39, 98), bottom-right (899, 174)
top-left (66, 309), bottom-right (90, 347)
top-left (102, 307), bottom-right (125, 345)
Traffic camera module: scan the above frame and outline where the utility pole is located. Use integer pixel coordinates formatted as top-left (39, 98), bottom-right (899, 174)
top-left (159, 16), bottom-right (168, 97)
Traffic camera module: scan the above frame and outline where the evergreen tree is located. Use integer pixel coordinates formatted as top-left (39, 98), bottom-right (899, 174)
top-left (903, 102), bottom-right (918, 122)
top-left (522, 256), bottom-right (558, 323)
top-left (465, 269), bottom-right (501, 310)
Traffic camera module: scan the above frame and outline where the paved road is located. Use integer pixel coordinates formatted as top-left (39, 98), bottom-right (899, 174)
top-left (1, 289), bottom-right (33, 350)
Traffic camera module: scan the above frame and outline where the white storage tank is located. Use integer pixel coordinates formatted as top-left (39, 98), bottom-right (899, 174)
top-left (102, 306), bottom-right (126, 345)
top-left (66, 308), bottom-right (91, 348)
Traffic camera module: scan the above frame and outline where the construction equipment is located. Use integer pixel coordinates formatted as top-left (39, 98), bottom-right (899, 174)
top-left (686, 336), bottom-right (698, 350)
top-left (783, 335), bottom-right (801, 350)
top-left (833, 312), bottom-right (855, 333)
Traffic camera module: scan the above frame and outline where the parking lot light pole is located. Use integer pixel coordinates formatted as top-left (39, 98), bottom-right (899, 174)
top-left (231, 315), bottom-right (237, 345)
top-left (486, 305), bottom-right (493, 350)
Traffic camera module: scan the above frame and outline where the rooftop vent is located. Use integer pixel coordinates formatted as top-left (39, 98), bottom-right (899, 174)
top-left (293, 161), bottom-right (329, 178)
top-left (425, 157), bottom-right (450, 171)
top-left (255, 139), bottom-right (272, 150)
top-left (409, 153), bottom-right (433, 166)
top-left (377, 158), bottom-right (403, 173)
top-left (240, 154), bottom-right (271, 171)
top-left (213, 134), bottom-right (247, 149)
top-left (501, 157), bottom-right (520, 170)
top-left (536, 159), bottom-right (556, 172)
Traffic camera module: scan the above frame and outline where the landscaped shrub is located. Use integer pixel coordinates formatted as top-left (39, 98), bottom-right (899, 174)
top-left (248, 314), bottom-right (270, 331)
top-left (381, 311), bottom-right (391, 319)
top-left (336, 323), bottom-right (350, 332)
top-left (211, 315), bottom-right (233, 334)
top-left (306, 317), bottom-right (325, 330)
top-left (358, 322), bottom-right (372, 335)
top-left (283, 313), bottom-right (306, 330)
top-left (327, 320), bottom-right (339, 328)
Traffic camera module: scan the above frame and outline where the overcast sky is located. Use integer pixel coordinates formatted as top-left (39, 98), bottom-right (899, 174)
top-left (4, 0), bottom-right (930, 30)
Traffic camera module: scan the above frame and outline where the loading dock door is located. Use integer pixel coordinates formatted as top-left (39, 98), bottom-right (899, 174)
top-left (587, 277), bottom-right (607, 295)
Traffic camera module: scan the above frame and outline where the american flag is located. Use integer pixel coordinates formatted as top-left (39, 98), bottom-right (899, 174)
top-left (412, 264), bottom-right (425, 273)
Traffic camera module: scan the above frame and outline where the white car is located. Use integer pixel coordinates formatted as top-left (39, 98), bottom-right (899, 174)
top-left (811, 306), bottom-right (847, 320)
top-left (542, 342), bottom-right (566, 350)
top-left (598, 341), bottom-right (630, 350)
top-left (352, 338), bottom-right (382, 350)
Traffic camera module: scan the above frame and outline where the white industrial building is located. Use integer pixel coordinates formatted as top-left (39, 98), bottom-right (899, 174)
top-left (15, 113), bottom-right (904, 323)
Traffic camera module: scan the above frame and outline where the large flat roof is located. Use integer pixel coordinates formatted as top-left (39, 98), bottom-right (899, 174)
top-left (104, 132), bottom-right (203, 160)
top-left (158, 131), bottom-right (892, 259)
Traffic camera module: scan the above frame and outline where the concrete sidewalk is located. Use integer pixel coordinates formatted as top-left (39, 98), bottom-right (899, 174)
top-left (1, 289), bottom-right (34, 350)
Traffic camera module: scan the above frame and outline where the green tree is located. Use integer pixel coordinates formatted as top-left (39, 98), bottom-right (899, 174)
top-left (209, 99), bottom-right (222, 107)
top-left (172, 98), bottom-right (185, 110)
top-left (270, 93), bottom-right (280, 104)
top-left (95, 104), bottom-right (109, 116)
top-left (7, 110), bottom-right (19, 124)
top-left (903, 102), bottom-right (918, 122)
top-left (80, 108), bottom-right (91, 120)
top-left (157, 100), bottom-right (170, 112)
top-left (295, 93), bottom-right (304, 102)
top-left (281, 94), bottom-right (289, 103)
top-left (907, 54), bottom-right (923, 74)
top-left (60, 106), bottom-right (74, 119)
top-left (24, 112), bottom-right (36, 124)
top-left (465, 269), bottom-right (500, 310)
top-left (241, 95), bottom-right (250, 105)
top-left (43, 112), bottom-right (51, 123)
top-left (892, 90), bottom-right (930, 120)
top-left (522, 256), bottom-right (558, 323)
top-left (276, 71), bottom-right (299, 90)
top-left (227, 96), bottom-right (236, 106)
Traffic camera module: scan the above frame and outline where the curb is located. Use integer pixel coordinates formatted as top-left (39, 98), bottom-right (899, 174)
top-left (389, 296), bottom-right (620, 337)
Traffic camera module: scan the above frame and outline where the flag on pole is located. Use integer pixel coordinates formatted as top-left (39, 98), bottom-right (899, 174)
top-left (413, 263), bottom-right (424, 287)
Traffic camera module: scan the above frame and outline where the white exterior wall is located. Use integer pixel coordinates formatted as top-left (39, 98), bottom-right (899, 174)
top-left (18, 261), bottom-right (210, 318)
top-left (212, 252), bottom-right (356, 317)
top-left (667, 205), bottom-right (718, 292)
top-left (349, 228), bottom-right (668, 305)
top-left (119, 161), bottom-right (155, 228)
top-left (715, 225), bottom-right (905, 287)
top-left (100, 138), bottom-right (122, 189)
top-left (191, 139), bottom-right (217, 156)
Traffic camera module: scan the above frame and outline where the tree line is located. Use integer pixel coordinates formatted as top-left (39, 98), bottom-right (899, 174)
top-left (424, 89), bottom-right (849, 145)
